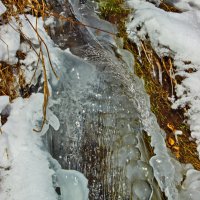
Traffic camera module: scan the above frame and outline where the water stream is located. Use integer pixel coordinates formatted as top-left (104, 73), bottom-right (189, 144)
top-left (44, 0), bottom-right (192, 199)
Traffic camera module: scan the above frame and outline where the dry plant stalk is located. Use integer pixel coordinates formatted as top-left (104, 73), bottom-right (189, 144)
top-left (140, 41), bottom-right (177, 95)
top-left (159, 1), bottom-right (181, 13)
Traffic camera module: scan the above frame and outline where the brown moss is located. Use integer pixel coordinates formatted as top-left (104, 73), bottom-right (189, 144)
top-left (1, 0), bottom-right (48, 20)
top-left (0, 59), bottom-right (27, 100)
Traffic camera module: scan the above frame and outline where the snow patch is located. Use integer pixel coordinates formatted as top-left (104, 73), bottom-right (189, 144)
top-left (0, 94), bottom-right (58, 200)
top-left (0, 96), bottom-right (9, 112)
top-left (0, 20), bottom-right (20, 64)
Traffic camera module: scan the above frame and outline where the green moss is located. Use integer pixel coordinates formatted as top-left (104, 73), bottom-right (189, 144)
top-left (97, 0), bottom-right (131, 38)
top-left (98, 0), bottom-right (129, 17)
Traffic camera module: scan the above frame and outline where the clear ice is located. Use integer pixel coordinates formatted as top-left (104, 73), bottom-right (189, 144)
top-left (43, 0), bottom-right (200, 199)
top-left (56, 169), bottom-right (89, 200)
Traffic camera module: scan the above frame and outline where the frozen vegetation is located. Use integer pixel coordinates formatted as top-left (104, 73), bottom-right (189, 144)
top-left (1, 0), bottom-right (200, 199)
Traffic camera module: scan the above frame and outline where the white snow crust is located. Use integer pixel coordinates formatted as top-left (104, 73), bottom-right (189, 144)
top-left (165, 0), bottom-right (200, 11)
top-left (0, 20), bottom-right (20, 64)
top-left (0, 94), bottom-right (58, 200)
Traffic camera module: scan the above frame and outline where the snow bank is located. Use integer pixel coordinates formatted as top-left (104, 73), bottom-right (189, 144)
top-left (127, 0), bottom-right (200, 198)
top-left (0, 94), bottom-right (58, 200)
top-left (127, 0), bottom-right (200, 156)
top-left (0, 10), bottom-right (63, 199)
top-left (127, 0), bottom-right (200, 65)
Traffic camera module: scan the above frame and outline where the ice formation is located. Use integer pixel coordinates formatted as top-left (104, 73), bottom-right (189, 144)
top-left (46, 0), bottom-right (180, 199)
top-left (56, 169), bottom-right (89, 200)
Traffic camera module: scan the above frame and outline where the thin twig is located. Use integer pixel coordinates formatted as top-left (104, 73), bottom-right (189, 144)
top-left (48, 11), bottom-right (116, 36)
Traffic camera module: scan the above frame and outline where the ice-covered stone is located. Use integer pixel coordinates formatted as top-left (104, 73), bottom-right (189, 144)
top-left (112, 146), bottom-right (141, 167)
top-left (132, 180), bottom-right (153, 200)
top-left (126, 160), bottom-right (154, 182)
top-left (122, 133), bottom-right (138, 146)
top-left (56, 169), bottom-right (89, 200)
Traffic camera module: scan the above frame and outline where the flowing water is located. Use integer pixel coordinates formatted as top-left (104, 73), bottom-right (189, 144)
top-left (45, 0), bottom-right (190, 199)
